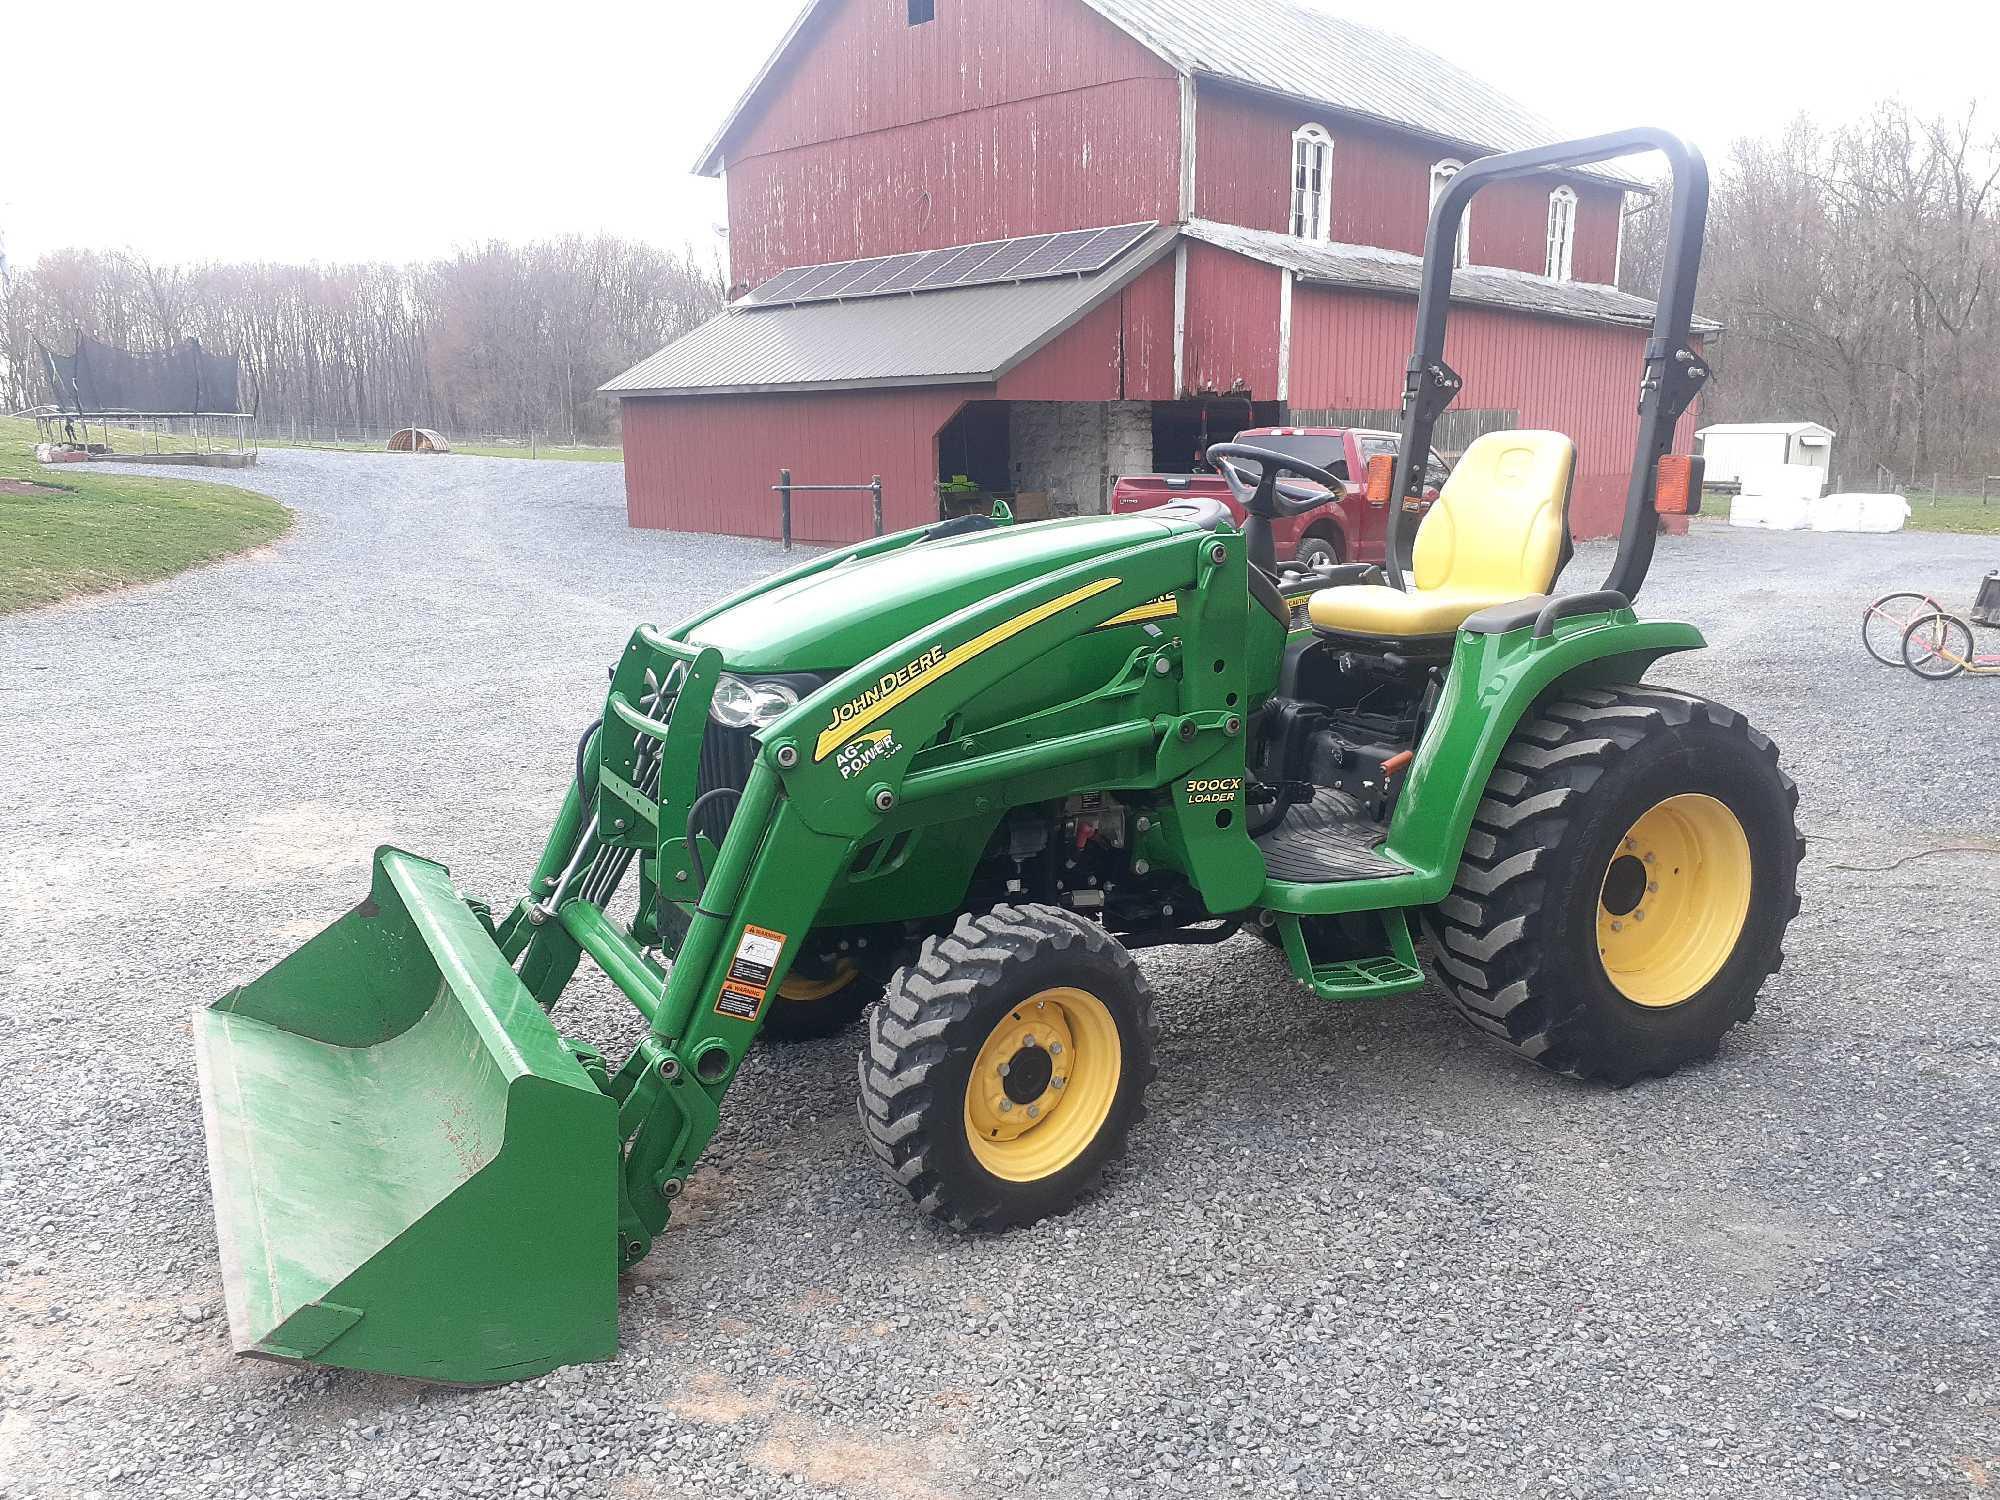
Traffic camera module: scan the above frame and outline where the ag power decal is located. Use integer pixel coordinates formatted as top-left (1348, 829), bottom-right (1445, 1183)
top-left (813, 577), bottom-right (1122, 762)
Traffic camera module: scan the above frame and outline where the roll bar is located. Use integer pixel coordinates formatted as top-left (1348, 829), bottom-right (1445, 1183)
top-left (1382, 128), bottom-right (1711, 603)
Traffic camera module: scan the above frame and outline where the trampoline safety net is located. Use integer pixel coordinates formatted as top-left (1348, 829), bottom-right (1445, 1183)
top-left (41, 334), bottom-right (243, 414)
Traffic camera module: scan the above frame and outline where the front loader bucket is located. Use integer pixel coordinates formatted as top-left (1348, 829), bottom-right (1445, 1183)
top-left (194, 847), bottom-right (619, 1383)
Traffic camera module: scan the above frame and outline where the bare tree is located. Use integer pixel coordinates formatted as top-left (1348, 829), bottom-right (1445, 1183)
top-left (2, 234), bottom-right (723, 441)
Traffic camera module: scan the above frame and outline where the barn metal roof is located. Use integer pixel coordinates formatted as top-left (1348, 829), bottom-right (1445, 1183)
top-left (1184, 219), bottom-right (1723, 333)
top-left (601, 225), bottom-right (1178, 397)
top-left (695, 0), bottom-right (1642, 186)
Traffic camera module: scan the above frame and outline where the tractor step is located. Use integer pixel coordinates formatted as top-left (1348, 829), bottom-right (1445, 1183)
top-left (1298, 950), bottom-right (1428, 999)
top-left (1273, 906), bottom-right (1428, 1000)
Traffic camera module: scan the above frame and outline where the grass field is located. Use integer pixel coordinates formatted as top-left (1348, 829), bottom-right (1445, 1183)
top-left (1701, 490), bottom-right (2000, 535)
top-left (254, 435), bottom-right (624, 462)
top-left (0, 417), bottom-right (292, 613)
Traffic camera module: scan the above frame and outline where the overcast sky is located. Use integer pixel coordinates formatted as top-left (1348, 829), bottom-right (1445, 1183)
top-left (5, 0), bottom-right (1993, 271)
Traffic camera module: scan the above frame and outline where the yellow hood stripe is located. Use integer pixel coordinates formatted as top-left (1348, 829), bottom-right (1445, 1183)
top-left (814, 577), bottom-right (1121, 761)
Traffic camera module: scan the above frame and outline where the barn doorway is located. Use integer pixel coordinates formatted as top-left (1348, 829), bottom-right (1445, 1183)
top-left (1149, 398), bottom-right (1284, 472)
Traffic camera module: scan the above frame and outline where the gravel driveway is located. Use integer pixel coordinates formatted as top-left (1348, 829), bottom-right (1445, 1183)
top-left (1, 449), bottom-right (1994, 1500)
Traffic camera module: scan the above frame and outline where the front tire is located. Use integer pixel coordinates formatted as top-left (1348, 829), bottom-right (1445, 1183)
top-left (858, 905), bottom-right (1158, 1230)
top-left (1421, 685), bottom-right (1802, 1085)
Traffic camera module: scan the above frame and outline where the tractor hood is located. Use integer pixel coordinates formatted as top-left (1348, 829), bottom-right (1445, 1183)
top-left (687, 513), bottom-right (1208, 672)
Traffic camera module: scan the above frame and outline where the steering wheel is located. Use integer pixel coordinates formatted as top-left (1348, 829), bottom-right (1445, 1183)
top-left (1205, 443), bottom-right (1346, 516)
top-left (1204, 442), bottom-right (1348, 575)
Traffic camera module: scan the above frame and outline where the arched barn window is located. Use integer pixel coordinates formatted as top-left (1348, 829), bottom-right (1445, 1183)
top-left (1546, 185), bottom-right (1579, 281)
top-left (1290, 124), bottom-right (1334, 241)
top-left (1429, 159), bottom-right (1471, 268)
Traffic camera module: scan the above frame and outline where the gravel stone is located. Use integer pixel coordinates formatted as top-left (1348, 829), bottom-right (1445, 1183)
top-left (0, 449), bottom-right (1994, 1499)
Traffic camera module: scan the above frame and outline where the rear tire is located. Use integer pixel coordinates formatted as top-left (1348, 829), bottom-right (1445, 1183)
top-left (1420, 685), bottom-right (1802, 1085)
top-left (858, 904), bottom-right (1158, 1230)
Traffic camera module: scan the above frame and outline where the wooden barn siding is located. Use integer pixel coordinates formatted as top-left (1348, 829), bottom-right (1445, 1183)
top-left (725, 79), bottom-right (1183, 288)
top-left (727, 0), bottom-right (1175, 160)
top-left (1181, 240), bottom-right (1284, 398)
top-left (718, 0), bottom-right (1181, 288)
top-left (1288, 286), bottom-right (1698, 537)
top-left (621, 387), bottom-right (973, 542)
top-left (1118, 256), bottom-right (1179, 401)
top-left (1192, 85), bottom-right (1621, 282)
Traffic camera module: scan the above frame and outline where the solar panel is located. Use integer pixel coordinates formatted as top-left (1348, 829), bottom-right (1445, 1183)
top-left (749, 266), bottom-right (813, 303)
top-left (840, 252), bottom-right (921, 297)
top-left (811, 256), bottom-right (892, 298)
top-left (875, 247), bottom-right (961, 294)
top-left (743, 223), bottom-right (1158, 308)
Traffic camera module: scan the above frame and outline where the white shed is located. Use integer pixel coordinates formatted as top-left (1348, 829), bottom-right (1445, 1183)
top-left (1696, 422), bottom-right (1835, 485)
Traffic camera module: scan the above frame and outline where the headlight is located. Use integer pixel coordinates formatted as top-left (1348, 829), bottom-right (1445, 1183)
top-left (709, 674), bottom-right (800, 729)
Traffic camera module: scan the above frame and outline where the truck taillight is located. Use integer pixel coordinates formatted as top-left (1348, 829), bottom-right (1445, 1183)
top-left (1656, 453), bottom-right (1704, 515)
top-left (1364, 453), bottom-right (1396, 506)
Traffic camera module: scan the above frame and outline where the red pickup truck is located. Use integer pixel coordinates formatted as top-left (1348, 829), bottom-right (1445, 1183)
top-left (1109, 427), bottom-right (1450, 566)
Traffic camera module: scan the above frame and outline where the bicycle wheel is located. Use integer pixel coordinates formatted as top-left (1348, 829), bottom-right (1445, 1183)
top-left (1901, 611), bottom-right (1972, 680)
top-left (1864, 591), bottom-right (1944, 665)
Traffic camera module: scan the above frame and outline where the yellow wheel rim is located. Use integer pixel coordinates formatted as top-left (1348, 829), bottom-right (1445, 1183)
top-left (1596, 793), bottom-right (1753, 1008)
top-left (779, 959), bottom-right (858, 1003)
top-left (963, 986), bottom-right (1122, 1182)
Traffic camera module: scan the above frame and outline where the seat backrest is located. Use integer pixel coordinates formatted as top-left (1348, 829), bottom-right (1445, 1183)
top-left (1410, 431), bottom-right (1576, 596)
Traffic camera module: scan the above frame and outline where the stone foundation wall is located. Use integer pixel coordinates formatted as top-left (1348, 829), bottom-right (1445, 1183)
top-left (1009, 402), bottom-right (1153, 516)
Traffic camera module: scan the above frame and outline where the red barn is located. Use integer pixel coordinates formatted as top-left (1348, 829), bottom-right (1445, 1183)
top-left (606, 0), bottom-right (1711, 544)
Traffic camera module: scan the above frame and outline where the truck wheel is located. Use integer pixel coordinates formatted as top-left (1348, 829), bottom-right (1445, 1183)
top-left (760, 936), bottom-right (895, 1042)
top-left (1420, 686), bottom-right (1802, 1086)
top-left (1293, 533), bottom-right (1340, 570)
top-left (858, 904), bottom-right (1158, 1230)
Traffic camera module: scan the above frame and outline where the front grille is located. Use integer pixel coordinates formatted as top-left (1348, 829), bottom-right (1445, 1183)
top-left (693, 723), bottom-right (757, 844)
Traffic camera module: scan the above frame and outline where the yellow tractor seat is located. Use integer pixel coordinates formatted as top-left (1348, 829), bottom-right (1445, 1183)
top-left (1308, 431), bottom-right (1577, 639)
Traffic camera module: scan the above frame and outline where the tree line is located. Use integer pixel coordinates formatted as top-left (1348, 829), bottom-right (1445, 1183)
top-left (0, 235), bottom-right (723, 443)
top-left (1621, 102), bottom-right (2000, 487)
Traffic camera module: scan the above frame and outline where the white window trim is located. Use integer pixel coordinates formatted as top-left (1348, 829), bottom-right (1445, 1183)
top-left (1429, 159), bottom-right (1470, 268)
top-left (1546, 185), bottom-right (1578, 282)
top-left (1290, 124), bottom-right (1334, 242)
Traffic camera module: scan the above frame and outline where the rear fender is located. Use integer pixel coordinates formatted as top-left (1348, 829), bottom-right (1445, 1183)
top-left (1260, 610), bottom-right (1702, 916)
top-left (1383, 611), bottom-right (1705, 882)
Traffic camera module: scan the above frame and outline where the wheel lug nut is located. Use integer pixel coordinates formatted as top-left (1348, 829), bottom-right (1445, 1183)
top-left (1026, 1105), bottom-right (1039, 1119)
top-left (1023, 1034), bottom-right (1036, 1048)
top-left (1647, 881), bottom-right (1658, 893)
top-left (1633, 910), bottom-right (1645, 922)
top-left (997, 1062), bottom-right (1010, 1077)
top-left (1053, 1077), bottom-right (1066, 1089)
top-left (1610, 920), bottom-right (1623, 932)
top-left (999, 1100), bottom-right (1013, 1113)
top-left (1049, 1042), bottom-right (1063, 1056)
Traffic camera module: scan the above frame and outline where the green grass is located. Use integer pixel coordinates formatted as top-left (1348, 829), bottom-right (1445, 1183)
top-left (0, 416), bottom-right (293, 613)
top-left (254, 435), bottom-right (624, 462)
top-left (446, 440), bottom-right (623, 462)
top-left (1700, 490), bottom-right (2000, 536)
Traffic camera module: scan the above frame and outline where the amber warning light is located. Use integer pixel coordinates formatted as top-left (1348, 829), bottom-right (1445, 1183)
top-left (1656, 453), bottom-right (1705, 516)
top-left (1365, 453), bottom-right (1397, 506)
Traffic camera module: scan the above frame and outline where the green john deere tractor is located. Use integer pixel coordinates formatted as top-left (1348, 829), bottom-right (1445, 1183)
top-left (195, 129), bottom-right (1801, 1383)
